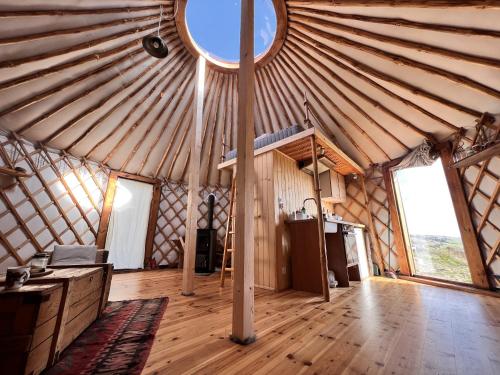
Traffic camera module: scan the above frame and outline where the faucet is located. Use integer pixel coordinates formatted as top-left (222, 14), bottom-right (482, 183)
top-left (302, 197), bottom-right (318, 215)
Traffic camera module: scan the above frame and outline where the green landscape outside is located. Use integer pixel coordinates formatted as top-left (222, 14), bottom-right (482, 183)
top-left (409, 234), bottom-right (472, 283)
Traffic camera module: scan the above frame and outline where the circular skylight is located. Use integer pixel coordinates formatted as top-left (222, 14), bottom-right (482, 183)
top-left (185, 0), bottom-right (277, 63)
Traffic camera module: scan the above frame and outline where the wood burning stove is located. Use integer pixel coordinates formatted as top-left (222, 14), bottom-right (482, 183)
top-left (195, 193), bottom-right (216, 274)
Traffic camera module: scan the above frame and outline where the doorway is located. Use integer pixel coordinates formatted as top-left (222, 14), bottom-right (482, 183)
top-left (393, 158), bottom-right (472, 284)
top-left (105, 178), bottom-right (154, 270)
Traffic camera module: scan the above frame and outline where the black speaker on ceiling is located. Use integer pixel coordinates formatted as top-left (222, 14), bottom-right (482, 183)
top-left (142, 35), bottom-right (169, 59)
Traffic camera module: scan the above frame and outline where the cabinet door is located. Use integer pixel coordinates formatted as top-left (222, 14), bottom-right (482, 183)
top-left (320, 170), bottom-right (346, 203)
top-left (337, 173), bottom-right (346, 202)
top-left (329, 171), bottom-right (346, 203)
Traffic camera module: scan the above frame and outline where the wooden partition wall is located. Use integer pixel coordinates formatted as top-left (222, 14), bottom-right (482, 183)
top-left (0, 133), bottom-right (109, 271)
top-left (252, 150), bottom-right (336, 291)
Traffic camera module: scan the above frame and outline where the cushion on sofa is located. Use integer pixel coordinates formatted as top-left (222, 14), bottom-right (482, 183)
top-left (51, 245), bottom-right (98, 265)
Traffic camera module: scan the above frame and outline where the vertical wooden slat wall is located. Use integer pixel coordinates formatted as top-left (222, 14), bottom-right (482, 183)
top-left (0, 134), bottom-right (109, 271)
top-left (274, 151), bottom-right (321, 290)
top-left (253, 152), bottom-right (276, 290)
top-left (253, 150), bottom-right (336, 291)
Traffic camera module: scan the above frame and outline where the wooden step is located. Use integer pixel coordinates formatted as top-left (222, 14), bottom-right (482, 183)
top-left (224, 267), bottom-right (234, 272)
top-left (227, 248), bottom-right (234, 252)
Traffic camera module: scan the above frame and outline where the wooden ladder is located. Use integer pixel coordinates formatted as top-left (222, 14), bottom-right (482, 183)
top-left (220, 175), bottom-right (236, 287)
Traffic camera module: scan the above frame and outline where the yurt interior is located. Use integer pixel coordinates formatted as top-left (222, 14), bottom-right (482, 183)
top-left (0, 1), bottom-right (499, 374)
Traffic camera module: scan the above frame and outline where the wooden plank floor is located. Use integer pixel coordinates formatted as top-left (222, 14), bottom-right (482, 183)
top-left (109, 270), bottom-right (500, 375)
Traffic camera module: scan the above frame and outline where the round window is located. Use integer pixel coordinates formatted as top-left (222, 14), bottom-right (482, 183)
top-left (185, 0), bottom-right (277, 64)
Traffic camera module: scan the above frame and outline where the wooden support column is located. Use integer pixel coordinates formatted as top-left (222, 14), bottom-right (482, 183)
top-left (310, 135), bottom-right (330, 302)
top-left (359, 176), bottom-right (385, 274)
top-left (439, 143), bottom-right (491, 289)
top-left (144, 182), bottom-right (162, 268)
top-left (231, 0), bottom-right (256, 345)
top-left (96, 172), bottom-right (118, 249)
top-left (383, 167), bottom-right (412, 275)
top-left (182, 56), bottom-right (206, 296)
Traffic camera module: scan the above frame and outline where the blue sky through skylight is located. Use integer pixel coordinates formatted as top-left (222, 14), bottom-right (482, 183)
top-left (186, 0), bottom-right (277, 62)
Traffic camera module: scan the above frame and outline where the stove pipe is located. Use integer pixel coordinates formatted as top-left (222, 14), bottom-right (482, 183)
top-left (207, 193), bottom-right (215, 230)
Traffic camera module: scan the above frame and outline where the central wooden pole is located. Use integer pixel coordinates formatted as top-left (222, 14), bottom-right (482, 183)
top-left (231, 0), bottom-right (256, 344)
top-left (182, 56), bottom-right (206, 296)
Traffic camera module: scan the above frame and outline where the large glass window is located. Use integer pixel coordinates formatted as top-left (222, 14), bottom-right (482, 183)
top-left (393, 159), bottom-right (472, 284)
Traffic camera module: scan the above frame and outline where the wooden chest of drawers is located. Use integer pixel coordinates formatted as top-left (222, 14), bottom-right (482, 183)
top-left (0, 283), bottom-right (63, 375)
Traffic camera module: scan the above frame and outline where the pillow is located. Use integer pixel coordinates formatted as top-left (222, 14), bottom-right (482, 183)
top-left (51, 245), bottom-right (97, 265)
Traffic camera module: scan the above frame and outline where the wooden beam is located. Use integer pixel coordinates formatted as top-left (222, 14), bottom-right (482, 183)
top-left (451, 142), bottom-right (500, 169)
top-left (476, 181), bottom-right (499, 234)
top-left (287, 5), bottom-right (500, 38)
top-left (0, 5), bottom-right (168, 17)
top-left (0, 20), bottom-right (173, 69)
top-left (486, 237), bottom-right (499, 266)
top-left (43, 148), bottom-right (97, 238)
top-left (359, 176), bottom-right (386, 274)
top-left (96, 172), bottom-right (118, 249)
top-left (289, 12), bottom-right (500, 68)
top-left (439, 143), bottom-right (491, 289)
top-left (289, 27), bottom-right (480, 118)
top-left (290, 22), bottom-right (500, 100)
top-left (382, 168), bottom-right (412, 275)
top-left (310, 136), bottom-right (331, 302)
top-left (231, 0), bottom-right (256, 345)
top-left (144, 183), bottom-right (162, 268)
top-left (286, 1), bottom-right (500, 7)
top-left (181, 56), bottom-right (206, 296)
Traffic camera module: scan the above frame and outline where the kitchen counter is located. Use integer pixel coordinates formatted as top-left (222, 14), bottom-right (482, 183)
top-left (286, 217), bottom-right (370, 293)
top-left (285, 217), bottom-right (365, 229)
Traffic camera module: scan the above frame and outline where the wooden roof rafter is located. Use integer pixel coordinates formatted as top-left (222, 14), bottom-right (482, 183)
top-left (0, 0), bottom-right (497, 186)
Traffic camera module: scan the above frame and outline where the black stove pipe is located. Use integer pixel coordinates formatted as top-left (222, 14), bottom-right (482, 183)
top-left (207, 193), bottom-right (215, 230)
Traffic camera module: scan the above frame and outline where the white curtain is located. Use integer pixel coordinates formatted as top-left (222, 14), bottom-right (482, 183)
top-left (105, 178), bottom-right (153, 270)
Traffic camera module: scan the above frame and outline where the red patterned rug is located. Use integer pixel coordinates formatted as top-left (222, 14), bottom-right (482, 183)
top-left (45, 298), bottom-right (168, 375)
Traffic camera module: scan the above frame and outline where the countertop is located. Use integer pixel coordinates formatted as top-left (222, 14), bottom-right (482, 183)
top-left (285, 217), bottom-right (365, 228)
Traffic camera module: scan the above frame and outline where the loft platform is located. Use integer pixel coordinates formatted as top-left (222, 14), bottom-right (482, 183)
top-left (218, 127), bottom-right (364, 176)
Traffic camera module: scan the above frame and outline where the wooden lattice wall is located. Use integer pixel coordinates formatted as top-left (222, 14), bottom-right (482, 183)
top-left (336, 156), bottom-right (499, 289)
top-left (0, 133), bottom-right (109, 272)
top-left (152, 180), bottom-right (230, 266)
top-left (335, 168), bottom-right (399, 272)
top-left (461, 156), bottom-right (499, 288)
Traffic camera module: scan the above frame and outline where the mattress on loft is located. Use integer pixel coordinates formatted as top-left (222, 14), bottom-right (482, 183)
top-left (224, 125), bottom-right (305, 161)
